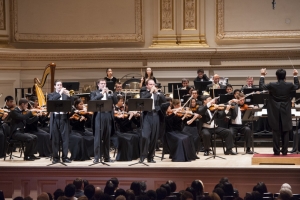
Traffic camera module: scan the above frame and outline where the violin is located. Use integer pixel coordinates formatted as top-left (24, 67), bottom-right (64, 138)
top-left (77, 110), bottom-right (93, 115)
top-left (190, 105), bottom-right (199, 113)
top-left (239, 104), bottom-right (255, 111)
top-left (114, 112), bottom-right (129, 118)
top-left (208, 104), bottom-right (234, 112)
top-left (70, 113), bottom-right (81, 120)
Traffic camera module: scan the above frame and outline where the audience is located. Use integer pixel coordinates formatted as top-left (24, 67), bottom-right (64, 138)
top-left (64, 184), bottom-right (76, 200)
top-left (73, 178), bottom-right (85, 198)
top-left (37, 192), bottom-right (50, 200)
top-left (84, 184), bottom-right (95, 200)
top-left (253, 182), bottom-right (268, 195)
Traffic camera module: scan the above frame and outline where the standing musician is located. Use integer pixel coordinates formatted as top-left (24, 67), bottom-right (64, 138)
top-left (198, 95), bottom-right (237, 156)
top-left (90, 78), bottom-right (114, 163)
top-left (140, 79), bottom-right (166, 163)
top-left (227, 93), bottom-right (253, 154)
top-left (241, 77), bottom-right (257, 91)
top-left (140, 67), bottom-right (157, 88)
top-left (9, 98), bottom-right (39, 161)
top-left (259, 68), bottom-right (299, 155)
top-left (48, 80), bottom-right (72, 164)
top-left (206, 74), bottom-right (226, 92)
top-left (104, 68), bottom-right (118, 87)
top-left (112, 82), bottom-right (125, 105)
top-left (194, 69), bottom-right (209, 82)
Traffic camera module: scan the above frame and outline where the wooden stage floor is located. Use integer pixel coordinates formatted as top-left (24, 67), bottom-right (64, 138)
top-left (0, 147), bottom-right (300, 199)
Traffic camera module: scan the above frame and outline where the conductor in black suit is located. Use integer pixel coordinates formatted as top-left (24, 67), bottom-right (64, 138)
top-left (206, 74), bottom-right (226, 92)
top-left (90, 79), bottom-right (114, 163)
top-left (140, 79), bottom-right (166, 163)
top-left (9, 98), bottom-right (39, 161)
top-left (48, 80), bottom-right (72, 164)
top-left (259, 68), bottom-right (299, 155)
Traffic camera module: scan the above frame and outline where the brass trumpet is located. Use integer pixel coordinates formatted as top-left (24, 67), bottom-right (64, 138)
top-left (103, 87), bottom-right (113, 95)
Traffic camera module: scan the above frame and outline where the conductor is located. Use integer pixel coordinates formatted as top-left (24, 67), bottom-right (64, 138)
top-left (259, 68), bottom-right (299, 155)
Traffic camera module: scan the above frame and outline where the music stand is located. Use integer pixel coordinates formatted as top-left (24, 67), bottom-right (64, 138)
top-left (209, 89), bottom-right (226, 98)
top-left (194, 81), bottom-right (212, 94)
top-left (46, 100), bottom-right (72, 166)
top-left (87, 100), bottom-right (113, 166)
top-left (173, 89), bottom-right (189, 103)
top-left (242, 108), bottom-right (262, 154)
top-left (167, 83), bottom-right (182, 93)
top-left (219, 94), bottom-right (234, 104)
top-left (127, 98), bottom-right (153, 167)
top-left (253, 93), bottom-right (269, 105)
top-left (293, 108), bottom-right (300, 154)
top-left (243, 88), bottom-right (262, 104)
top-left (62, 82), bottom-right (80, 91)
top-left (205, 111), bottom-right (226, 160)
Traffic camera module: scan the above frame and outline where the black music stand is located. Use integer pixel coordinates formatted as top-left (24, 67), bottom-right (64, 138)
top-left (243, 88), bottom-right (262, 104)
top-left (219, 94), bottom-right (234, 104)
top-left (194, 81), bottom-right (212, 94)
top-left (168, 83), bottom-right (182, 93)
top-left (253, 93), bottom-right (269, 105)
top-left (46, 100), bottom-right (72, 166)
top-left (62, 82), bottom-right (80, 91)
top-left (87, 100), bottom-right (113, 166)
top-left (209, 89), bottom-right (226, 98)
top-left (242, 108), bottom-right (262, 154)
top-left (205, 111), bottom-right (226, 160)
top-left (127, 98), bottom-right (153, 167)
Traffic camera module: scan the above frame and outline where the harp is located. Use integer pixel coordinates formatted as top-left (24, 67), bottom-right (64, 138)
top-left (34, 63), bottom-right (56, 107)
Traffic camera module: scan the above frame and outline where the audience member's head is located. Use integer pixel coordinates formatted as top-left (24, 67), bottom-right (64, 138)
top-left (53, 189), bottom-right (64, 200)
top-left (64, 184), bottom-right (76, 198)
top-left (136, 195), bottom-right (150, 200)
top-left (78, 196), bottom-right (88, 200)
top-left (83, 180), bottom-right (89, 188)
top-left (37, 192), bottom-right (50, 200)
top-left (140, 182), bottom-right (147, 193)
top-left (252, 182), bottom-right (268, 195)
top-left (115, 195), bottom-right (126, 200)
top-left (160, 184), bottom-right (171, 196)
top-left (166, 180), bottom-right (177, 193)
top-left (94, 187), bottom-right (103, 199)
top-left (212, 187), bottom-right (224, 200)
top-left (47, 193), bottom-right (53, 200)
top-left (24, 197), bottom-right (33, 200)
top-left (115, 189), bottom-right (126, 198)
top-left (126, 189), bottom-right (136, 200)
top-left (73, 178), bottom-right (84, 190)
top-left (146, 190), bottom-right (157, 200)
top-left (156, 187), bottom-right (167, 200)
top-left (13, 197), bottom-right (24, 200)
top-left (209, 192), bottom-right (220, 200)
top-left (244, 191), bottom-right (263, 200)
top-left (180, 191), bottom-right (194, 200)
top-left (84, 184), bottom-right (95, 200)
top-left (223, 182), bottom-right (234, 196)
top-left (95, 193), bottom-right (113, 200)
top-left (110, 177), bottom-right (119, 191)
top-left (104, 181), bottom-right (115, 195)
top-left (191, 180), bottom-right (204, 196)
top-left (280, 183), bottom-right (292, 192)
top-left (185, 187), bottom-right (196, 200)
top-left (130, 181), bottom-right (141, 196)
top-left (219, 177), bottom-right (229, 185)
top-left (278, 188), bottom-right (293, 200)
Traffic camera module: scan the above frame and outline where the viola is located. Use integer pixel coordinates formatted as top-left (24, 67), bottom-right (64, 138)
top-left (114, 111), bottom-right (128, 118)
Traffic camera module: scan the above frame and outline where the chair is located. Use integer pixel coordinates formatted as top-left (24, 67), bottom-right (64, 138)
top-left (211, 132), bottom-right (226, 154)
top-left (273, 193), bottom-right (279, 198)
top-left (293, 194), bottom-right (300, 199)
top-left (234, 132), bottom-right (246, 153)
top-left (2, 123), bottom-right (24, 160)
top-left (263, 193), bottom-right (273, 199)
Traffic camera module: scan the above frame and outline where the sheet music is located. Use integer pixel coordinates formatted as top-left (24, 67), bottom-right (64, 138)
top-left (292, 109), bottom-right (300, 117)
top-left (254, 109), bottom-right (267, 117)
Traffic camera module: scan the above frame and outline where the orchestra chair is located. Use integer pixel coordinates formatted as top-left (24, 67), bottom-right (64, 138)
top-left (263, 193), bottom-right (274, 200)
top-left (210, 132), bottom-right (226, 154)
top-left (2, 123), bottom-right (24, 160)
top-left (234, 132), bottom-right (246, 153)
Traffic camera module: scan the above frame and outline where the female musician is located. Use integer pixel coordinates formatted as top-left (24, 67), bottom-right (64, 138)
top-left (69, 98), bottom-right (94, 161)
top-left (226, 84), bottom-right (233, 94)
top-left (139, 67), bottom-right (157, 88)
top-left (25, 96), bottom-right (52, 158)
top-left (114, 96), bottom-right (140, 161)
top-left (164, 103), bottom-right (197, 162)
top-left (104, 68), bottom-right (118, 86)
top-left (182, 98), bottom-right (201, 154)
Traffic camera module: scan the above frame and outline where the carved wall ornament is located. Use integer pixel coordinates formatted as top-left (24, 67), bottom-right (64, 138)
top-left (160, 0), bottom-right (174, 30)
top-left (184, 0), bottom-right (196, 30)
top-left (216, 0), bottom-right (300, 41)
top-left (11, 0), bottom-right (143, 43)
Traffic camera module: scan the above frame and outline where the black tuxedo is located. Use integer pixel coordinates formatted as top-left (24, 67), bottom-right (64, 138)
top-left (90, 89), bottom-right (114, 161)
top-left (9, 107), bottom-right (38, 157)
top-left (48, 92), bottom-right (71, 160)
top-left (198, 104), bottom-right (233, 151)
top-left (194, 74), bottom-right (209, 82)
top-left (259, 76), bottom-right (299, 154)
top-left (140, 90), bottom-right (166, 160)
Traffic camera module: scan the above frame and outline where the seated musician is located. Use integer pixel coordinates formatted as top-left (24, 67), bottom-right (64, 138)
top-left (164, 103), bottom-right (197, 162)
top-left (227, 93), bottom-right (253, 154)
top-left (191, 90), bottom-right (202, 105)
top-left (206, 74), bottom-right (226, 92)
top-left (226, 84), bottom-right (233, 95)
top-left (179, 78), bottom-right (191, 91)
top-left (69, 98), bottom-right (94, 161)
top-left (9, 98), bottom-right (39, 161)
top-left (198, 95), bottom-right (237, 156)
top-left (233, 89), bottom-right (241, 99)
top-left (194, 69), bottom-right (209, 82)
top-left (114, 96), bottom-right (140, 161)
top-left (241, 76), bottom-right (258, 91)
top-left (25, 96), bottom-right (52, 158)
top-left (112, 82), bottom-right (125, 104)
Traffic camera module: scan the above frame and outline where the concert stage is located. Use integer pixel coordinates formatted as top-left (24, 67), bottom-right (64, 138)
top-left (0, 147), bottom-right (300, 199)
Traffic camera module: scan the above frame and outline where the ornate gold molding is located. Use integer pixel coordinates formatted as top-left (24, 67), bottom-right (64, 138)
top-left (160, 0), bottom-right (174, 30)
top-left (0, 0), bottom-right (5, 30)
top-left (11, 0), bottom-right (143, 43)
top-left (183, 0), bottom-right (196, 30)
top-left (216, 0), bottom-right (300, 41)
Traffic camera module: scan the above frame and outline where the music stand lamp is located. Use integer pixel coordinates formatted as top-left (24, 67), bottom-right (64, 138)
top-left (87, 100), bottom-right (113, 166)
top-left (205, 110), bottom-right (226, 160)
top-left (47, 100), bottom-right (72, 166)
top-left (127, 98), bottom-right (153, 167)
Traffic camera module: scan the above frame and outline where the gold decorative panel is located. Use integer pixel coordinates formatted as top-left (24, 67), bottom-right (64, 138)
top-left (160, 0), bottom-right (174, 30)
top-left (183, 0), bottom-right (196, 30)
top-left (11, 0), bottom-right (143, 43)
top-left (0, 0), bottom-right (5, 30)
top-left (216, 0), bottom-right (300, 41)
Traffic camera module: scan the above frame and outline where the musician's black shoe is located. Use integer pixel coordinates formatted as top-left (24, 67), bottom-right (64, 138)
top-left (224, 149), bottom-right (237, 155)
top-left (93, 159), bottom-right (99, 164)
top-left (147, 159), bottom-right (156, 163)
top-left (30, 155), bottom-right (40, 160)
top-left (52, 158), bottom-right (59, 164)
top-left (195, 155), bottom-right (200, 159)
top-left (24, 156), bottom-right (35, 161)
top-left (104, 158), bottom-right (113, 162)
top-left (204, 150), bottom-right (209, 156)
top-left (199, 147), bottom-right (205, 152)
top-left (138, 158), bottom-right (145, 163)
top-left (62, 158), bottom-right (72, 163)
top-left (273, 152), bottom-right (280, 155)
top-left (246, 148), bottom-right (253, 154)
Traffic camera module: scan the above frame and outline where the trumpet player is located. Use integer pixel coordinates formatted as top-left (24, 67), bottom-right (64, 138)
top-left (90, 79), bottom-right (114, 164)
top-left (48, 80), bottom-right (72, 164)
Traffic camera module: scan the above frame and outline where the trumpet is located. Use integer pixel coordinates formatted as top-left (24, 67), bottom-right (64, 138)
top-left (103, 87), bottom-right (113, 95)
top-left (60, 88), bottom-right (70, 97)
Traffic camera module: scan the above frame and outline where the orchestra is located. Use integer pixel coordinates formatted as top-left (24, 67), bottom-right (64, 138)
top-left (1, 67), bottom-right (300, 163)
